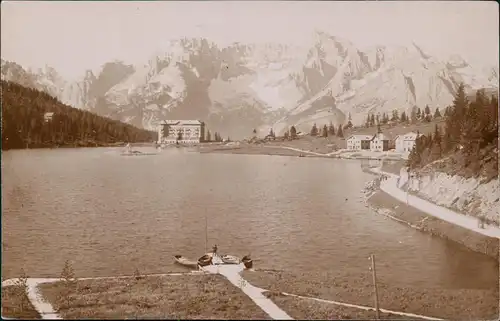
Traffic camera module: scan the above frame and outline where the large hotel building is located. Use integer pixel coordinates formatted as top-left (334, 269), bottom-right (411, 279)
top-left (157, 120), bottom-right (206, 144)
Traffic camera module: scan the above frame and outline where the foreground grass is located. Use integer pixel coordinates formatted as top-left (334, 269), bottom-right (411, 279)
top-left (264, 291), bottom-right (426, 320)
top-left (242, 270), bottom-right (499, 320)
top-left (1, 285), bottom-right (41, 319)
top-left (39, 274), bottom-right (270, 319)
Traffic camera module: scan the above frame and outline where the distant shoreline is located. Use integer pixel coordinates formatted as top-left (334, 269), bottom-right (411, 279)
top-left (197, 143), bottom-right (405, 161)
top-left (1, 142), bottom-right (154, 151)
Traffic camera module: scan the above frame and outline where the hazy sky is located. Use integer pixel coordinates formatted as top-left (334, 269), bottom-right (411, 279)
top-left (2, 1), bottom-right (498, 80)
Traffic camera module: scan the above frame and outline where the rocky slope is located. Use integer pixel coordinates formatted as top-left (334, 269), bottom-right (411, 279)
top-left (398, 163), bottom-right (499, 226)
top-left (2, 31), bottom-right (498, 138)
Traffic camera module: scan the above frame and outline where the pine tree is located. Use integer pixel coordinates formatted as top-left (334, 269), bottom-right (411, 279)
top-left (206, 130), bottom-right (212, 142)
top-left (416, 108), bottom-right (422, 120)
top-left (345, 113), bottom-right (353, 129)
top-left (391, 110), bottom-right (399, 122)
top-left (328, 121), bottom-right (336, 135)
top-left (430, 124), bottom-right (442, 160)
top-left (433, 124), bottom-right (441, 145)
top-left (365, 115), bottom-right (370, 128)
top-left (310, 123), bottom-right (318, 136)
top-left (322, 124), bottom-right (328, 137)
top-left (424, 105), bottom-right (432, 122)
top-left (382, 113), bottom-right (389, 124)
top-left (411, 106), bottom-right (418, 123)
top-left (269, 128), bottom-right (275, 138)
top-left (370, 114), bottom-right (376, 126)
top-left (434, 107), bottom-right (442, 119)
top-left (461, 90), bottom-right (483, 160)
top-left (445, 83), bottom-right (469, 152)
top-left (400, 111), bottom-right (407, 123)
top-left (375, 114), bottom-right (380, 125)
top-left (337, 124), bottom-right (344, 138)
top-left (290, 126), bottom-right (297, 139)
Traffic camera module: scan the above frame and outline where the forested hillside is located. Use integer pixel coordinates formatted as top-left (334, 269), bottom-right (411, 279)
top-left (408, 84), bottom-right (498, 181)
top-left (1, 81), bottom-right (156, 150)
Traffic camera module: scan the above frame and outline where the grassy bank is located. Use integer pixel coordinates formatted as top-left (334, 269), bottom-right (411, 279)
top-left (199, 142), bottom-right (404, 161)
top-left (263, 291), bottom-right (426, 320)
top-left (199, 144), bottom-right (309, 157)
top-left (1, 285), bottom-right (40, 319)
top-left (242, 270), bottom-right (498, 320)
top-left (38, 274), bottom-right (269, 319)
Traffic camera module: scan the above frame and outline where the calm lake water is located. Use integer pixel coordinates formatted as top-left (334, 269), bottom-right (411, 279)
top-left (1, 147), bottom-right (497, 290)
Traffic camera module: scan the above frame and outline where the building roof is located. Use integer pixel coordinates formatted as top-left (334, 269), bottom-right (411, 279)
top-left (370, 133), bottom-right (393, 141)
top-left (347, 135), bottom-right (372, 141)
top-left (160, 120), bottom-right (203, 126)
top-left (395, 132), bottom-right (420, 140)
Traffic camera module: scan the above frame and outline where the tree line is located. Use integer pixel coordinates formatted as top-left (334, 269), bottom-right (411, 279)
top-left (407, 84), bottom-right (498, 177)
top-left (277, 113), bottom-right (355, 140)
top-left (205, 130), bottom-right (227, 142)
top-left (1, 81), bottom-right (156, 150)
top-left (364, 105), bottom-right (445, 128)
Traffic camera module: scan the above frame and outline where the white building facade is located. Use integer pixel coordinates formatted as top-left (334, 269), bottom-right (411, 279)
top-left (346, 135), bottom-right (372, 151)
top-left (157, 120), bottom-right (205, 144)
top-left (395, 132), bottom-right (420, 153)
top-left (370, 133), bottom-right (391, 152)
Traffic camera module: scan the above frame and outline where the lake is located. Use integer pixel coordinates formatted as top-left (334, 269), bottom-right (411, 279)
top-left (1, 147), bottom-right (497, 291)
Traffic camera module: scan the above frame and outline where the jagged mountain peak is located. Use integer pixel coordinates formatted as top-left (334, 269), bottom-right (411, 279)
top-left (2, 30), bottom-right (497, 139)
top-left (446, 54), bottom-right (469, 69)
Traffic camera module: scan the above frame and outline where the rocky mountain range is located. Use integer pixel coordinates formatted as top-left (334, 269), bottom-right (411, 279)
top-left (2, 30), bottom-right (498, 138)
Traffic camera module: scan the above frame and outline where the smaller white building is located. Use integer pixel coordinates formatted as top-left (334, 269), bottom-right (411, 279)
top-left (370, 133), bottom-right (391, 152)
top-left (395, 132), bottom-right (421, 153)
top-left (44, 112), bottom-right (54, 122)
top-left (346, 135), bottom-right (372, 151)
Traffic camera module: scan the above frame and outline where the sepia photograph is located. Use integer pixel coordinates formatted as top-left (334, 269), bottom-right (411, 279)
top-left (1, 0), bottom-right (499, 319)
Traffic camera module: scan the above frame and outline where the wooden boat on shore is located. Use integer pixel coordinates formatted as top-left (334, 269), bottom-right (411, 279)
top-left (242, 255), bottom-right (253, 269)
top-left (176, 252), bottom-right (253, 269)
top-left (197, 254), bottom-right (213, 266)
top-left (174, 255), bottom-right (199, 268)
top-left (221, 254), bottom-right (240, 264)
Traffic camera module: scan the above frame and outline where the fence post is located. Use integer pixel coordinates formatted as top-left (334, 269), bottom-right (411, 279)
top-left (369, 254), bottom-right (380, 319)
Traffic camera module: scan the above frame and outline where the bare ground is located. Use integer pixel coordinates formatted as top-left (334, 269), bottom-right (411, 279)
top-left (263, 291), bottom-right (428, 320)
top-left (242, 270), bottom-right (499, 320)
top-left (38, 274), bottom-right (270, 319)
top-left (1, 285), bottom-right (41, 319)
